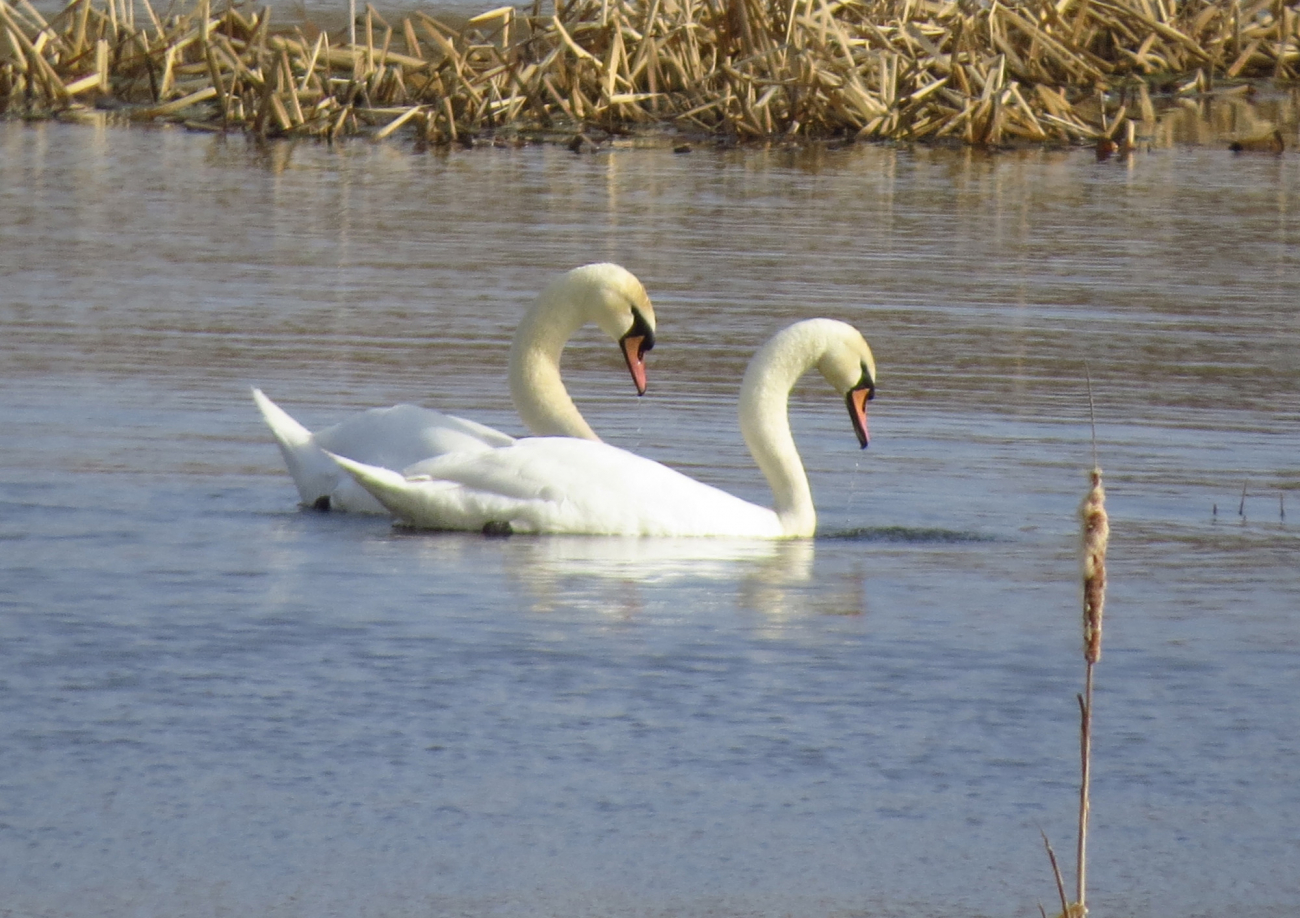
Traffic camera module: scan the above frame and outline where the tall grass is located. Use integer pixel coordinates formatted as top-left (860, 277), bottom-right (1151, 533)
top-left (3, 0), bottom-right (1297, 143)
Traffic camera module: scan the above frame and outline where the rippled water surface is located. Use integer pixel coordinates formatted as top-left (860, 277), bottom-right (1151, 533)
top-left (2, 122), bottom-right (1298, 917)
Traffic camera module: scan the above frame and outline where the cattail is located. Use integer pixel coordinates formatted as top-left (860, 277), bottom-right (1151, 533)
top-left (1080, 467), bottom-right (1108, 664)
top-left (1075, 463), bottom-right (1108, 913)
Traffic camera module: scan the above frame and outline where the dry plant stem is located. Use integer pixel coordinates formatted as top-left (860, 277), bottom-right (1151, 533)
top-left (1041, 829), bottom-right (1071, 918)
top-left (1077, 669), bottom-right (1093, 910)
top-left (1077, 466), bottom-right (1109, 915)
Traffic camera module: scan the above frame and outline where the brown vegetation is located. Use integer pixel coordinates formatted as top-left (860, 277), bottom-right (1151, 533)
top-left (2, 0), bottom-right (1297, 144)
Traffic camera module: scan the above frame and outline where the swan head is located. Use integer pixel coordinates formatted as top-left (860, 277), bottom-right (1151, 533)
top-left (811, 320), bottom-right (877, 449)
top-left (558, 263), bottom-right (657, 395)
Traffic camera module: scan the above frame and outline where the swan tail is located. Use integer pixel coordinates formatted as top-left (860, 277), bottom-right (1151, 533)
top-left (329, 452), bottom-right (472, 526)
top-left (329, 453), bottom-right (419, 517)
top-left (252, 387), bottom-right (313, 449)
top-left (252, 387), bottom-right (344, 508)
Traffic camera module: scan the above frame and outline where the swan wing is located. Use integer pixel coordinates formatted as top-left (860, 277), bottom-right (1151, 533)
top-left (333, 439), bottom-right (784, 538)
top-left (313, 403), bottom-right (515, 463)
top-left (252, 388), bottom-right (515, 513)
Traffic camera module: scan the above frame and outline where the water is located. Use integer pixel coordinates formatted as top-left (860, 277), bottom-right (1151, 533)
top-left (1, 121), bottom-right (1298, 917)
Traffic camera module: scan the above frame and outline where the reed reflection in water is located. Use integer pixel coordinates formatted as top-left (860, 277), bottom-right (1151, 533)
top-left (1, 120), bottom-right (1298, 918)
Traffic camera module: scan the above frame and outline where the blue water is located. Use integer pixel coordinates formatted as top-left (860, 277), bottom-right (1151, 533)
top-left (1, 121), bottom-right (1298, 917)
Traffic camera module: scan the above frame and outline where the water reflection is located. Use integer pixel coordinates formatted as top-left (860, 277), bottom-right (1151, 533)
top-left (389, 533), bottom-right (856, 617)
top-left (1152, 87), bottom-right (1300, 147)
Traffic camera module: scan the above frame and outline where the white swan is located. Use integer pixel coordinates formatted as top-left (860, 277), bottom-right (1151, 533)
top-left (329, 318), bottom-right (876, 538)
top-left (253, 263), bottom-right (656, 513)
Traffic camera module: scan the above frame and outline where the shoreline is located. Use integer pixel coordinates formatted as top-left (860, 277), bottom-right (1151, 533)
top-left (2, 0), bottom-right (1297, 148)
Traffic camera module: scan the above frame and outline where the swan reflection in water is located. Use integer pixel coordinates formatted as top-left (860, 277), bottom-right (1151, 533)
top-left (394, 534), bottom-right (866, 619)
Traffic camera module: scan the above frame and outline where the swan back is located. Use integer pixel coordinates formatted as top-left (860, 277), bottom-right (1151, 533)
top-left (508, 263), bottom-right (656, 440)
top-left (334, 439), bottom-right (785, 537)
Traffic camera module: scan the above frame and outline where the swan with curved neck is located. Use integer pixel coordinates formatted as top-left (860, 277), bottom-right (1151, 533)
top-left (253, 263), bottom-right (656, 513)
top-left (329, 319), bottom-right (876, 538)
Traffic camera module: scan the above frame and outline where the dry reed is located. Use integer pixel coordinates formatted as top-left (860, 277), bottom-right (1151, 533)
top-left (1076, 464), bottom-right (1109, 914)
top-left (1041, 464), bottom-right (1109, 918)
top-left (1042, 375), bottom-right (1110, 918)
top-left (3, 0), bottom-right (1297, 144)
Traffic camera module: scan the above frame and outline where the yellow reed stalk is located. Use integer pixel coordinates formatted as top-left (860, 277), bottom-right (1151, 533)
top-left (159, 40), bottom-right (178, 97)
top-left (130, 83), bottom-right (216, 118)
top-left (1040, 110), bottom-right (1101, 140)
top-left (467, 5), bottom-right (513, 47)
top-left (569, 67), bottom-right (590, 118)
top-left (1227, 37), bottom-right (1263, 76)
top-left (1007, 80), bottom-right (1048, 138)
top-left (137, 0), bottom-right (162, 40)
top-left (402, 17), bottom-right (421, 59)
top-left (416, 16), bottom-right (461, 73)
top-left (328, 102), bottom-right (350, 138)
top-left (364, 4), bottom-right (374, 74)
top-left (552, 14), bottom-right (599, 62)
top-left (214, 33), bottom-right (256, 85)
top-left (278, 46), bottom-right (304, 122)
top-left (95, 35), bottom-right (107, 91)
top-left (603, 17), bottom-right (626, 98)
top-left (317, 30), bottom-right (331, 94)
top-left (377, 24), bottom-right (393, 71)
top-left (981, 91), bottom-right (1003, 143)
top-left (72, 0), bottom-right (90, 56)
top-left (440, 94), bottom-right (457, 139)
top-left (63, 69), bottom-right (102, 93)
top-left (372, 103), bottom-right (421, 138)
top-left (300, 31), bottom-right (325, 92)
top-left (4, 28), bottom-right (31, 77)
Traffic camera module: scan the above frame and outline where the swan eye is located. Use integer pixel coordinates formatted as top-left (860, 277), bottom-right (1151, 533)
top-left (625, 306), bottom-right (655, 354)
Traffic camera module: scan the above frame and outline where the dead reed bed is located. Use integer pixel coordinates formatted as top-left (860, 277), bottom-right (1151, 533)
top-left (3, 0), bottom-right (1297, 144)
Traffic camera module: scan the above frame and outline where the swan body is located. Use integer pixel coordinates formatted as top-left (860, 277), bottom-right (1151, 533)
top-left (254, 263), bottom-right (656, 513)
top-left (331, 318), bottom-right (877, 538)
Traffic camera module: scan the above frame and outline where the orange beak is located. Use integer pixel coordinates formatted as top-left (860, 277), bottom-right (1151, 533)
top-left (620, 334), bottom-right (649, 395)
top-left (619, 308), bottom-right (655, 396)
top-left (847, 385), bottom-right (871, 448)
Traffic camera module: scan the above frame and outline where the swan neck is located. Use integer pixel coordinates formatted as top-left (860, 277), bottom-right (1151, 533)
top-left (738, 334), bottom-right (819, 538)
top-left (508, 289), bottom-right (598, 441)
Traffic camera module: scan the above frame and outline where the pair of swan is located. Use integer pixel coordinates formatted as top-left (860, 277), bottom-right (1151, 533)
top-left (256, 265), bottom-right (877, 539)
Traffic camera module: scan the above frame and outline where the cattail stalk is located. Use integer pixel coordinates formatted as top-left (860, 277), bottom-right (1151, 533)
top-left (1076, 466), bottom-right (1109, 913)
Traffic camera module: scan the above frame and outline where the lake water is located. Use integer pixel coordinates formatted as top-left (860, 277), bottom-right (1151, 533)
top-left (1, 120), bottom-right (1298, 917)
